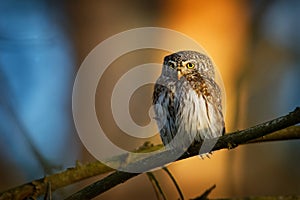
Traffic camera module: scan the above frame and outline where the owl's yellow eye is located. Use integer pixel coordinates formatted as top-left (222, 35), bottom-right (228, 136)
top-left (167, 61), bottom-right (176, 69)
top-left (186, 62), bottom-right (195, 69)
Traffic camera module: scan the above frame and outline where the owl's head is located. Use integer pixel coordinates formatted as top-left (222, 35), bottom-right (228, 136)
top-left (162, 50), bottom-right (215, 80)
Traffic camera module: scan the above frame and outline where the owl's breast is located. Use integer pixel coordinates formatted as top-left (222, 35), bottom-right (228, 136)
top-left (174, 80), bottom-right (223, 142)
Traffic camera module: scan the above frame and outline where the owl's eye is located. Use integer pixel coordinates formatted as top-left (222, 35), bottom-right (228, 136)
top-left (186, 62), bottom-right (195, 69)
top-left (167, 61), bottom-right (176, 69)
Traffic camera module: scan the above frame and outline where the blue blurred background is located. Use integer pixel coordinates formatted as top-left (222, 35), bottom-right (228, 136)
top-left (0, 0), bottom-right (80, 187)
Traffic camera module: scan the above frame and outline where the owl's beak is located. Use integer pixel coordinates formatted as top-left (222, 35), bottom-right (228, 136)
top-left (177, 70), bottom-right (183, 80)
top-left (177, 66), bottom-right (183, 80)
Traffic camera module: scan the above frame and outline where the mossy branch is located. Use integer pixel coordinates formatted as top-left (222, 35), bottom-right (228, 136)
top-left (66, 107), bottom-right (300, 200)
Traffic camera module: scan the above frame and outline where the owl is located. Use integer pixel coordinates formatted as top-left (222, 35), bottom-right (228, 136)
top-left (153, 50), bottom-right (225, 149)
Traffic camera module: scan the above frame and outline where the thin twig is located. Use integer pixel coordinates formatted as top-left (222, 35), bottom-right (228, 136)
top-left (147, 172), bottom-right (167, 200)
top-left (44, 182), bottom-right (52, 200)
top-left (190, 185), bottom-right (216, 200)
top-left (162, 167), bottom-right (184, 200)
top-left (146, 172), bottom-right (161, 200)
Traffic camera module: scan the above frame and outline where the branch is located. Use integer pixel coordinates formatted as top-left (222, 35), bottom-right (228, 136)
top-left (0, 161), bottom-right (113, 200)
top-left (0, 145), bottom-right (162, 200)
top-left (249, 126), bottom-right (300, 143)
top-left (65, 107), bottom-right (300, 200)
top-left (1, 108), bottom-right (299, 199)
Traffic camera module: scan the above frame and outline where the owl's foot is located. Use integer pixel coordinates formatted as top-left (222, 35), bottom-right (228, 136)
top-left (198, 152), bottom-right (213, 159)
top-left (227, 142), bottom-right (238, 149)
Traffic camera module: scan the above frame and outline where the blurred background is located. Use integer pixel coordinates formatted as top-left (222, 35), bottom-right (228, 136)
top-left (0, 0), bottom-right (300, 199)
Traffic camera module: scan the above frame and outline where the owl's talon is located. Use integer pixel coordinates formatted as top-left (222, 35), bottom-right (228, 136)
top-left (198, 152), bottom-right (212, 159)
top-left (227, 142), bottom-right (237, 149)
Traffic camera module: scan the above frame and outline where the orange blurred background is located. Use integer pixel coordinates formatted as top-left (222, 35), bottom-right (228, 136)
top-left (68, 0), bottom-right (300, 198)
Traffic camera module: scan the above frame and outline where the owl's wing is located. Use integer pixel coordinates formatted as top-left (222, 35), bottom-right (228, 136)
top-left (153, 80), bottom-right (176, 145)
top-left (199, 77), bottom-right (225, 138)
